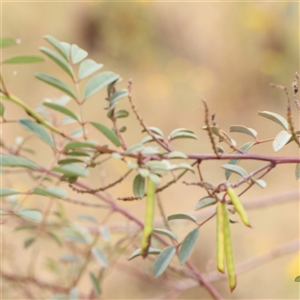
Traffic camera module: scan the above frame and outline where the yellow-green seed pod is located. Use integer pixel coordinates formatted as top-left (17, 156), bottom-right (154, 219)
top-left (141, 178), bottom-right (156, 258)
top-left (227, 187), bottom-right (251, 227)
top-left (216, 202), bottom-right (225, 273)
top-left (222, 202), bottom-right (237, 292)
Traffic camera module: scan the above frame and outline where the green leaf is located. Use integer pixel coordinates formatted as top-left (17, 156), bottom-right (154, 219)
top-left (167, 151), bottom-right (188, 159)
top-left (92, 247), bottom-right (109, 268)
top-left (44, 35), bottom-right (69, 60)
top-left (251, 179), bottom-right (266, 188)
top-left (295, 164), bottom-right (300, 180)
top-left (138, 168), bottom-right (150, 178)
top-left (89, 272), bottom-right (101, 296)
top-left (174, 163), bottom-right (194, 173)
top-left (3, 56), bottom-right (44, 64)
top-left (273, 130), bottom-right (292, 152)
top-left (133, 174), bottom-right (145, 198)
top-left (141, 147), bottom-right (160, 155)
top-left (66, 151), bottom-right (90, 157)
top-left (52, 164), bottom-right (88, 177)
top-left (114, 110), bottom-right (129, 119)
top-left (0, 102), bottom-right (5, 117)
top-left (84, 72), bottom-right (119, 99)
top-left (1, 154), bottom-right (38, 169)
top-left (40, 47), bottom-right (72, 77)
top-left (99, 225), bottom-right (110, 241)
top-left (125, 143), bottom-right (144, 154)
top-left (60, 42), bottom-right (71, 60)
top-left (295, 275), bottom-right (300, 282)
top-left (71, 44), bottom-right (88, 64)
top-left (153, 246), bottom-right (176, 278)
top-left (110, 89), bottom-right (128, 101)
top-left (221, 164), bottom-right (248, 177)
top-left (143, 127), bottom-right (164, 137)
top-left (19, 118), bottom-right (54, 147)
top-left (169, 132), bottom-right (197, 141)
top-left (78, 59), bottom-right (103, 80)
top-left (24, 237), bottom-right (36, 248)
top-left (145, 161), bottom-right (168, 175)
top-left (195, 197), bottom-right (216, 210)
top-left (70, 128), bottom-right (84, 138)
top-left (90, 122), bottom-right (120, 147)
top-left (149, 173), bottom-right (161, 185)
top-left (77, 215), bottom-right (98, 223)
top-left (0, 37), bottom-right (17, 48)
top-left (229, 125), bottom-right (257, 139)
top-left (17, 209), bottom-right (43, 223)
top-left (58, 158), bottom-right (85, 165)
top-left (178, 228), bottom-right (200, 264)
top-left (59, 254), bottom-right (81, 263)
top-left (167, 213), bottom-right (197, 222)
top-left (69, 287), bottom-right (78, 300)
top-left (141, 134), bottom-right (164, 144)
top-left (0, 188), bottom-right (20, 197)
top-left (35, 73), bottom-right (76, 99)
top-left (33, 187), bottom-right (67, 199)
top-left (47, 231), bottom-right (62, 247)
top-left (64, 140), bottom-right (98, 150)
top-left (153, 228), bottom-right (178, 241)
top-left (225, 142), bottom-right (254, 180)
top-left (128, 247), bottom-right (161, 260)
top-left (258, 111), bottom-right (289, 130)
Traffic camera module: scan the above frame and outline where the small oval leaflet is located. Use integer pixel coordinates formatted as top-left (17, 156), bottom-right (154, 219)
top-left (3, 56), bottom-right (44, 64)
top-left (90, 122), bottom-right (120, 147)
top-left (33, 187), bottom-right (67, 199)
top-left (40, 47), bottom-right (73, 77)
top-left (128, 247), bottom-right (161, 260)
top-left (0, 188), bottom-right (21, 197)
top-left (258, 111), bottom-right (289, 130)
top-left (153, 228), bottom-right (178, 241)
top-left (89, 272), bottom-right (101, 296)
top-left (24, 237), bottom-right (36, 249)
top-left (1, 154), bottom-right (38, 169)
top-left (195, 197), bottom-right (216, 210)
top-left (229, 125), bottom-right (257, 139)
top-left (35, 73), bottom-right (77, 99)
top-left (143, 127), bottom-right (164, 137)
top-left (79, 59), bottom-right (103, 80)
top-left (167, 151), bottom-right (188, 159)
top-left (221, 164), bottom-right (248, 178)
top-left (17, 209), bottom-right (43, 223)
top-left (44, 35), bottom-right (69, 60)
top-left (71, 44), bottom-right (88, 64)
top-left (43, 102), bottom-right (79, 121)
top-left (149, 173), bottom-right (161, 185)
top-left (52, 164), bottom-right (89, 178)
top-left (153, 246), bottom-right (176, 278)
top-left (167, 213), bottom-right (197, 222)
top-left (133, 174), bottom-right (145, 198)
top-left (19, 118), bottom-right (54, 147)
top-left (125, 143), bottom-right (144, 154)
top-left (169, 131), bottom-right (197, 141)
top-left (272, 130), bottom-right (292, 152)
top-left (64, 140), bottom-right (98, 150)
top-left (84, 72), bottom-right (119, 99)
top-left (178, 228), bottom-right (200, 264)
top-left (225, 142), bottom-right (254, 180)
top-left (92, 247), bottom-right (109, 268)
top-left (0, 37), bottom-right (17, 48)
top-left (59, 254), bottom-right (81, 264)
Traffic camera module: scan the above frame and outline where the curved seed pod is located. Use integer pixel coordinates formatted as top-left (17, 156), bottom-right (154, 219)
top-left (141, 178), bottom-right (156, 258)
top-left (216, 202), bottom-right (225, 273)
top-left (222, 203), bottom-right (237, 292)
top-left (227, 187), bottom-right (251, 227)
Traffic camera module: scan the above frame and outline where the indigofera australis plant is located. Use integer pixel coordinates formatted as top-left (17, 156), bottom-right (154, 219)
top-left (1, 36), bottom-right (299, 299)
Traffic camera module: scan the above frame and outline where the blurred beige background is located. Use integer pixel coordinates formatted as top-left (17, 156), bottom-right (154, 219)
top-left (2, 1), bottom-right (299, 299)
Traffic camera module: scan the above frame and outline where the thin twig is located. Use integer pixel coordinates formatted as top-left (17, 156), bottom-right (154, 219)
top-left (127, 79), bottom-right (171, 152)
top-left (70, 169), bottom-right (132, 194)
